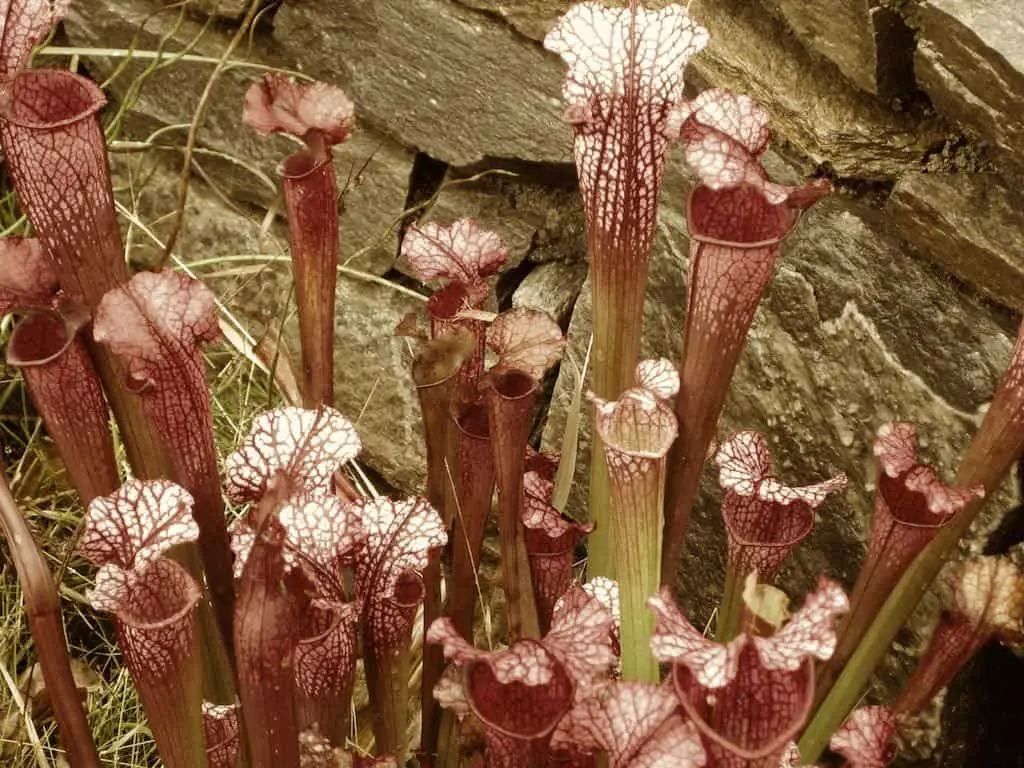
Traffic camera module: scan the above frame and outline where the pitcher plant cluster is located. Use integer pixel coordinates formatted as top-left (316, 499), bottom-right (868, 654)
top-left (0, 1), bottom-right (1022, 768)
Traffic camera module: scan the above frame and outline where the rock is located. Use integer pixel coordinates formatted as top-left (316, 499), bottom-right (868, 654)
top-left (453, 0), bottom-right (570, 40)
top-left (766, 0), bottom-right (915, 99)
top-left (888, 171), bottom-right (1024, 311)
top-left (63, 0), bottom-right (415, 275)
top-left (542, 159), bottom-right (1017, 628)
top-left (512, 260), bottom-right (588, 325)
top-left (191, 0), bottom-right (250, 19)
top-left (272, 0), bottom-right (572, 166)
top-left (916, 0), bottom-right (1024, 169)
top-left (686, 0), bottom-right (940, 177)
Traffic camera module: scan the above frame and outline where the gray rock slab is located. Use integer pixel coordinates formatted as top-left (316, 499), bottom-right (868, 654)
top-left (542, 162), bottom-right (1016, 627)
top-left (888, 171), bottom-right (1024, 311)
top-left (272, 0), bottom-right (572, 166)
top-left (916, 0), bottom-right (1024, 167)
top-left (686, 0), bottom-right (939, 178)
top-left (512, 260), bottom-right (588, 325)
top-left (63, 0), bottom-right (415, 275)
top-left (767, 0), bottom-right (914, 99)
top-left (454, 0), bottom-right (571, 40)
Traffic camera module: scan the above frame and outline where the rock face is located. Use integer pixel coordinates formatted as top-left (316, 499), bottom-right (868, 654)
top-left (916, 0), bottom-right (1024, 169)
top-left (63, 0), bottom-right (415, 276)
top-left (272, 0), bottom-right (571, 166)
top-left (767, 0), bottom-right (914, 99)
top-left (889, 172), bottom-right (1024, 311)
top-left (686, 0), bottom-right (937, 178)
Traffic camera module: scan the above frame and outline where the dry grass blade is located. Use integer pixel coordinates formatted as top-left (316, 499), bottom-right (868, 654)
top-left (553, 334), bottom-right (592, 514)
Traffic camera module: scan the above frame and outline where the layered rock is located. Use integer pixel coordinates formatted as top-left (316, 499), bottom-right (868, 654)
top-left (916, 0), bottom-right (1024, 170)
top-left (889, 172), bottom-right (1024, 311)
top-left (272, 0), bottom-right (571, 166)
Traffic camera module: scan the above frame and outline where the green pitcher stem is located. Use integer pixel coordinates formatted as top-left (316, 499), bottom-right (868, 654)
top-left (588, 272), bottom-right (647, 581)
top-left (716, 565), bottom-right (744, 643)
top-left (799, 498), bottom-right (984, 763)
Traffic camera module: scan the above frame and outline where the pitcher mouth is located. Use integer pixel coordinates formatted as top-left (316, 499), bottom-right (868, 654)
top-left (687, 183), bottom-right (801, 249)
top-left (0, 69), bottom-right (107, 129)
top-left (6, 309), bottom-right (76, 368)
top-left (673, 655), bottom-right (815, 759)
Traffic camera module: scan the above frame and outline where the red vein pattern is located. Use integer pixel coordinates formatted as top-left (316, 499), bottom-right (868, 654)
top-left (714, 431), bottom-right (846, 582)
top-left (295, 599), bottom-right (359, 701)
top-left (82, 479), bottom-right (197, 581)
top-left (634, 358), bottom-right (680, 401)
top-left (0, 0), bottom-right (68, 76)
top-left (545, 1), bottom-right (708, 264)
top-left (0, 69), bottom-right (127, 309)
top-left (0, 236), bottom-right (59, 314)
top-left (895, 556), bottom-right (1024, 714)
top-left (523, 469), bottom-right (594, 632)
top-left (663, 86), bottom-right (832, 582)
top-left (546, 2), bottom-right (709, 401)
top-left (243, 75), bottom-right (354, 408)
top-left (281, 152), bottom-right (341, 408)
top-left (829, 706), bottom-right (896, 768)
top-left (823, 423), bottom-right (983, 701)
top-left (650, 579), bottom-right (848, 767)
top-left (592, 365), bottom-right (678, 679)
top-left (404, 219), bottom-right (507, 397)
top-left (402, 219), bottom-right (507, 306)
top-left (866, 423), bottom-right (982, 584)
top-left (7, 310), bottom-right (119, 503)
top-left (352, 496), bottom-right (447, 656)
top-left (427, 282), bottom-right (487, 396)
top-left (203, 702), bottom-right (241, 768)
top-left (582, 575), bottom-right (621, 661)
top-left (487, 307), bottom-right (566, 380)
top-left (235, 516), bottom-right (303, 767)
top-left (224, 405), bottom-right (362, 504)
top-left (550, 681), bottom-right (706, 768)
top-left (242, 73), bottom-right (354, 148)
top-left (114, 557), bottom-right (206, 768)
top-left (428, 586), bottom-right (615, 767)
top-left (447, 401), bottom-right (496, 643)
top-left (94, 269), bottom-right (236, 643)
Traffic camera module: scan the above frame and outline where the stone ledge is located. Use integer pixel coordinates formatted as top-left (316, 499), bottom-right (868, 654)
top-left (272, 0), bottom-right (571, 166)
top-left (916, 0), bottom-right (1024, 169)
top-left (888, 171), bottom-right (1024, 311)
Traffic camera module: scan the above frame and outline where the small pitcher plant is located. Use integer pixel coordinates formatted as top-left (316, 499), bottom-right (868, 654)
top-left (1, 2), bottom-right (1023, 767)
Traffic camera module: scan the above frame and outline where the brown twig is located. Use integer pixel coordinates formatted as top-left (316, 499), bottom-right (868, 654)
top-left (0, 466), bottom-right (101, 768)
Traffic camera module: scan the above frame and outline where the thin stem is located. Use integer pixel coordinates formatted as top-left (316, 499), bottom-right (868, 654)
top-left (447, 403), bottom-right (495, 644)
top-left (612, 465), bottom-right (663, 682)
top-left (717, 564), bottom-right (744, 643)
top-left (415, 368), bottom-right (456, 762)
top-left (799, 497), bottom-right (984, 762)
top-left (0, 469), bottom-right (101, 768)
top-left (486, 371), bottom-right (542, 640)
top-left (365, 645), bottom-right (411, 763)
top-left (588, 270), bottom-right (648, 580)
top-left (281, 153), bottom-right (340, 408)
